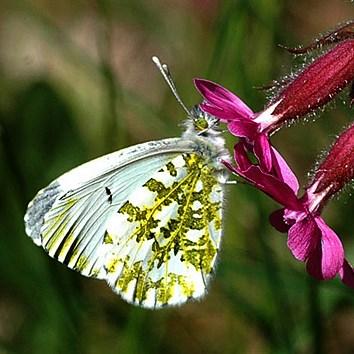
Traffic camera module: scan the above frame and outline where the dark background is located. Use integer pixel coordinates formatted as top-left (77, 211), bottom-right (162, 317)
top-left (0, 1), bottom-right (353, 353)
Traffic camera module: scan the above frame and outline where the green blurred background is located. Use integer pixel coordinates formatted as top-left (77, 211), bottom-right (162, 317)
top-left (0, 1), bottom-right (353, 353)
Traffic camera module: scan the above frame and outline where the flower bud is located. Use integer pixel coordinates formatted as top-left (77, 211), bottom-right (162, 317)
top-left (314, 123), bottom-right (354, 197)
top-left (268, 39), bottom-right (354, 131)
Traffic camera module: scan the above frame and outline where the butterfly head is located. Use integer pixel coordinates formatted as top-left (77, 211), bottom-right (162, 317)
top-left (152, 56), bottom-right (222, 139)
top-left (189, 105), bottom-right (219, 135)
top-left (152, 56), bottom-right (220, 134)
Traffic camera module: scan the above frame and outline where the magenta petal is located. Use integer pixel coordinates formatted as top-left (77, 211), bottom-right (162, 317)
top-left (227, 119), bottom-right (258, 139)
top-left (233, 141), bottom-right (252, 171)
top-left (287, 216), bottom-right (319, 261)
top-left (235, 165), bottom-right (303, 210)
top-left (194, 79), bottom-right (254, 119)
top-left (269, 208), bottom-right (291, 233)
top-left (199, 103), bottom-right (239, 122)
top-left (271, 147), bottom-right (299, 193)
top-left (306, 217), bottom-right (344, 280)
top-left (339, 259), bottom-right (354, 288)
top-left (254, 134), bottom-right (272, 172)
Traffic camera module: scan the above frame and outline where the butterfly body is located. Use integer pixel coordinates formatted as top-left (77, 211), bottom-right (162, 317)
top-left (25, 93), bottom-right (229, 308)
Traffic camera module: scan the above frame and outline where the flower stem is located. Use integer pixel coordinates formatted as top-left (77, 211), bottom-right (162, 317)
top-left (258, 224), bottom-right (295, 353)
top-left (96, 1), bottom-right (125, 152)
top-left (308, 278), bottom-right (323, 354)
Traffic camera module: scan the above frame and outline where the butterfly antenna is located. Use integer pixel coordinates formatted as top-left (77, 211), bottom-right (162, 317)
top-left (152, 56), bottom-right (191, 116)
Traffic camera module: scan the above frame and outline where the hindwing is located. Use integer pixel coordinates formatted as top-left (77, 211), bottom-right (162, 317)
top-left (24, 138), bottom-right (224, 308)
top-left (103, 153), bottom-right (223, 307)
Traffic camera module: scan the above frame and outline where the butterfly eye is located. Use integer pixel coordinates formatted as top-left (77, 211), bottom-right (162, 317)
top-left (194, 117), bottom-right (209, 131)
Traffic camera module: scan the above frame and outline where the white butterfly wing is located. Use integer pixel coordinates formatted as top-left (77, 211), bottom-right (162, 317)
top-left (103, 152), bottom-right (223, 308)
top-left (25, 137), bottom-right (224, 308)
top-left (25, 138), bottom-right (194, 278)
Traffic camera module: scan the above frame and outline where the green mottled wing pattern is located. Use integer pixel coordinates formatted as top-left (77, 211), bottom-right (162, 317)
top-left (24, 138), bottom-right (224, 308)
top-left (39, 155), bottom-right (180, 279)
top-left (102, 153), bottom-right (223, 308)
top-left (24, 139), bottom-right (194, 280)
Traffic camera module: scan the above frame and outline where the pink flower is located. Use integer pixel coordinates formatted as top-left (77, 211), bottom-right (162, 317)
top-left (227, 124), bottom-right (354, 288)
top-left (268, 38), bottom-right (354, 133)
top-left (194, 21), bottom-right (354, 172)
top-left (194, 78), bottom-right (276, 172)
top-left (224, 140), bottom-right (300, 206)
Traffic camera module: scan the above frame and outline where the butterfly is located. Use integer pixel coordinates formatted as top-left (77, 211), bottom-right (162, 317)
top-left (24, 57), bottom-right (230, 308)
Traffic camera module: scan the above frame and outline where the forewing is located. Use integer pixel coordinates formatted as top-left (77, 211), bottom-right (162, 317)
top-left (24, 138), bottom-right (195, 279)
top-left (102, 153), bottom-right (223, 308)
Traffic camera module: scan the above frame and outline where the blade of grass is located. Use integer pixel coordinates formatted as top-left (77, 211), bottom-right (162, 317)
top-left (308, 278), bottom-right (323, 354)
top-left (95, 0), bottom-right (126, 152)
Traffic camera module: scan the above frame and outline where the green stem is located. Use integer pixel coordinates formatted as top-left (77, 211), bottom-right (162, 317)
top-left (309, 278), bottom-right (323, 354)
top-left (96, 0), bottom-right (125, 152)
top-left (258, 227), bottom-right (295, 354)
